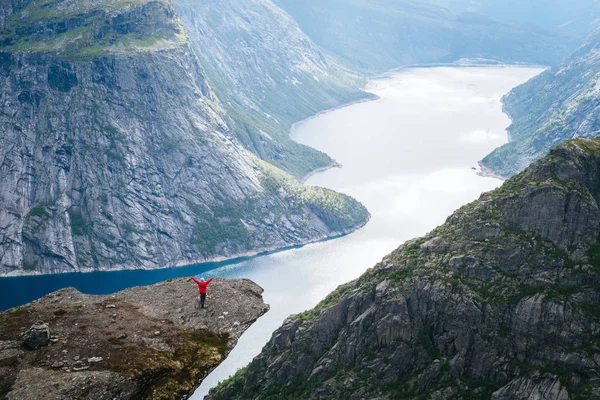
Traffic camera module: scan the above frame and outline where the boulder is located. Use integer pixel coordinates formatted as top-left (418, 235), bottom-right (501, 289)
top-left (22, 321), bottom-right (50, 350)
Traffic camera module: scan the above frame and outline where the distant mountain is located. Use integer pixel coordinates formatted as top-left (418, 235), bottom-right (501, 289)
top-left (209, 137), bottom-right (600, 400)
top-left (481, 29), bottom-right (600, 177)
top-left (272, 0), bottom-right (581, 72)
top-left (430, 0), bottom-right (600, 39)
top-left (0, 0), bottom-right (369, 275)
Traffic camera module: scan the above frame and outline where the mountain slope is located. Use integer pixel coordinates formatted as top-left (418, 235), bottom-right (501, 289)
top-left (272, 0), bottom-right (580, 72)
top-left (481, 29), bottom-right (600, 177)
top-left (209, 137), bottom-right (600, 400)
top-left (172, 0), bottom-right (369, 179)
top-left (0, 0), bottom-right (369, 275)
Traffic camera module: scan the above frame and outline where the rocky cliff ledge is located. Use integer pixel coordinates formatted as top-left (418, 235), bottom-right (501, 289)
top-left (0, 278), bottom-right (268, 399)
top-left (209, 137), bottom-right (600, 399)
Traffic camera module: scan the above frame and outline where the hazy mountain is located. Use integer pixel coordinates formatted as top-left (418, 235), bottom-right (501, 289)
top-left (0, 0), bottom-right (369, 275)
top-left (210, 137), bottom-right (600, 400)
top-left (272, 0), bottom-right (581, 72)
top-left (481, 29), bottom-right (600, 177)
top-left (431, 0), bottom-right (600, 39)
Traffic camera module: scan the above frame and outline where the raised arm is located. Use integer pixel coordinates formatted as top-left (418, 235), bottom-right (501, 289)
top-left (191, 277), bottom-right (201, 285)
top-left (206, 278), bottom-right (214, 284)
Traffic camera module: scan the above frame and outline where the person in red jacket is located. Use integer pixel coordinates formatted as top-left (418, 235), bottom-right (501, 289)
top-left (190, 277), bottom-right (213, 308)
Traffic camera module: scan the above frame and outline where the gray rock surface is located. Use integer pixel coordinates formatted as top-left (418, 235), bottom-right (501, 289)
top-left (7, 368), bottom-right (137, 400)
top-left (21, 321), bottom-right (50, 350)
top-left (209, 138), bottom-right (600, 399)
top-left (0, 0), bottom-right (369, 276)
top-left (0, 277), bottom-right (269, 399)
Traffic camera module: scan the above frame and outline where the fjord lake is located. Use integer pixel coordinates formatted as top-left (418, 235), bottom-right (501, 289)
top-left (192, 66), bottom-right (544, 398)
top-left (0, 66), bottom-right (543, 399)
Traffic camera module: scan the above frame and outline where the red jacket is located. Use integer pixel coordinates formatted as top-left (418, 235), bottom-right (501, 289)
top-left (191, 278), bottom-right (213, 294)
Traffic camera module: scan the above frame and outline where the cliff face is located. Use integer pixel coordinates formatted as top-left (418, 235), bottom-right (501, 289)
top-left (272, 0), bottom-right (580, 73)
top-left (0, 0), bottom-right (369, 275)
top-left (209, 137), bottom-right (600, 400)
top-left (481, 29), bottom-right (600, 178)
top-left (173, 0), bottom-right (369, 178)
top-left (0, 277), bottom-right (269, 399)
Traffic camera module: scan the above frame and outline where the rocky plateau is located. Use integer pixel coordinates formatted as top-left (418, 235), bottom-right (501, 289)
top-left (0, 277), bottom-right (268, 399)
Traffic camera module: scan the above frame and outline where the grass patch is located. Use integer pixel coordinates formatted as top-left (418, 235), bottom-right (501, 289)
top-left (68, 210), bottom-right (89, 236)
top-left (253, 155), bottom-right (369, 232)
top-left (1, 0), bottom-right (185, 60)
top-left (113, 329), bottom-right (230, 400)
top-left (27, 205), bottom-right (51, 219)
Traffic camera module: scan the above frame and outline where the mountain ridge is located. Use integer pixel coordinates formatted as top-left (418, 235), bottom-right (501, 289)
top-left (272, 0), bottom-right (581, 73)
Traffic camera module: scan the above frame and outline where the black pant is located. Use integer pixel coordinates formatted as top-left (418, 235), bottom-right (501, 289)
top-left (200, 293), bottom-right (206, 308)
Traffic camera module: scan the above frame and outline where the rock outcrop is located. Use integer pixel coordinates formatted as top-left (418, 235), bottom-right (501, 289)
top-left (209, 137), bottom-right (600, 400)
top-left (481, 28), bottom-right (600, 177)
top-left (0, 0), bottom-right (369, 276)
top-left (0, 277), bottom-right (269, 399)
top-left (21, 321), bottom-right (50, 350)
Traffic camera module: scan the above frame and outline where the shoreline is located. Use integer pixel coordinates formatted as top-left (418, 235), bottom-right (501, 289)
top-left (0, 216), bottom-right (371, 281)
top-left (476, 161), bottom-right (509, 181)
top-left (299, 160), bottom-right (342, 183)
top-left (291, 94), bottom-right (379, 183)
top-left (293, 62), bottom-right (537, 185)
top-left (367, 61), bottom-right (548, 80)
top-left (2, 63), bottom-right (534, 280)
top-left (289, 94), bottom-right (379, 137)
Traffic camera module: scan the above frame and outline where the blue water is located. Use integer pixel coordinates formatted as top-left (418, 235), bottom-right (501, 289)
top-left (0, 251), bottom-right (284, 311)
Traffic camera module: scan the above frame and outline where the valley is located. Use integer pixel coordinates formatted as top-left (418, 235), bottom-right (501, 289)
top-left (2, 0), bottom-right (600, 399)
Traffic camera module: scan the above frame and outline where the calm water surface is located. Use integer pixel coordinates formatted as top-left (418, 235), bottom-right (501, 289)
top-left (0, 67), bottom-right (543, 399)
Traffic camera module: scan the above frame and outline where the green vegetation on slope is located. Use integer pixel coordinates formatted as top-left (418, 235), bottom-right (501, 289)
top-left (0, 0), bottom-right (186, 59)
top-left (220, 69), bottom-right (369, 179)
top-left (253, 155), bottom-right (370, 232)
